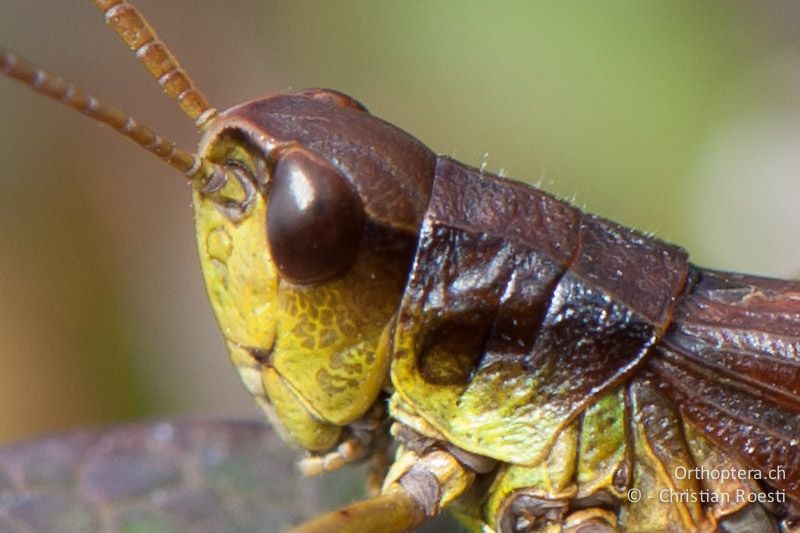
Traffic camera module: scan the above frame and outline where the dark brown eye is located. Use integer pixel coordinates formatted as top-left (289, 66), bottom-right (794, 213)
top-left (267, 147), bottom-right (364, 284)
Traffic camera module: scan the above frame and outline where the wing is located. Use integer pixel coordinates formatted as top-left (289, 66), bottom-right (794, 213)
top-left (651, 268), bottom-right (800, 502)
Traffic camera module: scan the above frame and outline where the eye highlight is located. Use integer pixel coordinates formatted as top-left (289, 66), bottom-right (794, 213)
top-left (266, 147), bottom-right (364, 284)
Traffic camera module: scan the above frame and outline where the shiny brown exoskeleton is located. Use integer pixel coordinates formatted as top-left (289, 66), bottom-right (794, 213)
top-left (2, 2), bottom-right (798, 531)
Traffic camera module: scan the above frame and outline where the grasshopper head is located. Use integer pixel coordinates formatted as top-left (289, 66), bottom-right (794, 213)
top-left (194, 90), bottom-right (435, 452)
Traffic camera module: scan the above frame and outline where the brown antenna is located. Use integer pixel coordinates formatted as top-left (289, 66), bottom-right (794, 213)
top-left (93, 0), bottom-right (219, 130)
top-left (1, 49), bottom-right (199, 177)
top-left (0, 50), bottom-right (248, 208)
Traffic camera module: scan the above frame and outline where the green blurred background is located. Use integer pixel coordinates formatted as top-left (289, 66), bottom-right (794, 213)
top-left (0, 1), bottom-right (798, 445)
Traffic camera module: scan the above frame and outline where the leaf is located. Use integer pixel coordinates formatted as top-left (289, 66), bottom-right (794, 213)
top-left (0, 419), bottom-right (367, 532)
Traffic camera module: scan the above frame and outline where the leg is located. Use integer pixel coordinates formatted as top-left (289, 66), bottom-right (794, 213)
top-left (290, 445), bottom-right (475, 533)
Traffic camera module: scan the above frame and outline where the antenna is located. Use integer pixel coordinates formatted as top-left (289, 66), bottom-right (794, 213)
top-left (93, 0), bottom-right (219, 130)
top-left (1, 0), bottom-right (254, 208)
top-left (0, 49), bottom-right (197, 177)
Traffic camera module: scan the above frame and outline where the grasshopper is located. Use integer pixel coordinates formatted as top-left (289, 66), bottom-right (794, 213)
top-left (2, 2), bottom-right (799, 531)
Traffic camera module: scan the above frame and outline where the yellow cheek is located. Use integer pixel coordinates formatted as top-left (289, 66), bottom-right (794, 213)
top-left (272, 252), bottom-right (401, 426)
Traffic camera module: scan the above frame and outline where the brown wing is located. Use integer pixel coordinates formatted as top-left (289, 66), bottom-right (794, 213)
top-left (651, 268), bottom-right (800, 502)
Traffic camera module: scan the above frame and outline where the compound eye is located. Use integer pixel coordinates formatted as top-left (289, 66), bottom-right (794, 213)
top-left (267, 147), bottom-right (364, 284)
